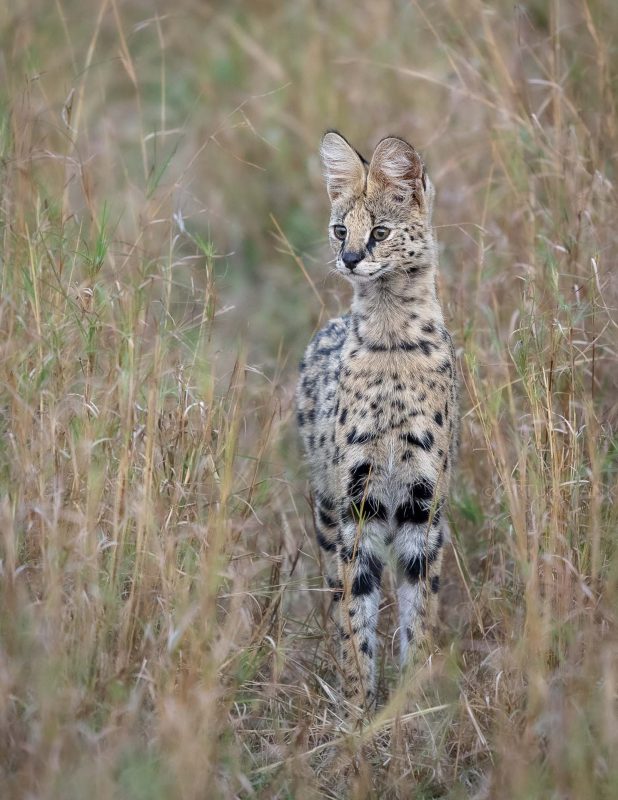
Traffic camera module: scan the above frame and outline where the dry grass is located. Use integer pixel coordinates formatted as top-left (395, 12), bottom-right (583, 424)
top-left (1, 1), bottom-right (617, 797)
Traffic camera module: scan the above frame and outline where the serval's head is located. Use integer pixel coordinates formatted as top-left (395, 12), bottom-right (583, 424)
top-left (320, 131), bottom-right (435, 283)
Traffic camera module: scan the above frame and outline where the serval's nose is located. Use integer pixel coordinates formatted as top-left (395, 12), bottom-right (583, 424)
top-left (342, 251), bottom-right (363, 271)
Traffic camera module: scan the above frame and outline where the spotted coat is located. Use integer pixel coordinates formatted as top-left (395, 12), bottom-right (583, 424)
top-left (297, 132), bottom-right (459, 717)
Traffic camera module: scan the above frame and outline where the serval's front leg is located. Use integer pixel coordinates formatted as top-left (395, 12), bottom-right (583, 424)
top-left (337, 511), bottom-right (385, 719)
top-left (393, 481), bottom-right (444, 668)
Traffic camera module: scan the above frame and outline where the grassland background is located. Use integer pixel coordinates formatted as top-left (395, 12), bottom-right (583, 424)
top-left (0, 1), bottom-right (617, 798)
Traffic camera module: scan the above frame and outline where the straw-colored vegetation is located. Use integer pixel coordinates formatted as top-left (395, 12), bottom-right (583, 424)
top-left (1, 1), bottom-right (616, 797)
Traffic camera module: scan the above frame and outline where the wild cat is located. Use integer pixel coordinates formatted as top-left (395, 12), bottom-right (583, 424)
top-left (296, 132), bottom-right (458, 716)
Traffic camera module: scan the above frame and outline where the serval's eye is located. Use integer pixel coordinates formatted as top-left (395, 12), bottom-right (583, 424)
top-left (333, 225), bottom-right (347, 241)
top-left (371, 226), bottom-right (390, 242)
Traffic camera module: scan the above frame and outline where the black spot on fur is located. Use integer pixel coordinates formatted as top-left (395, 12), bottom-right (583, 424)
top-left (398, 532), bottom-right (442, 584)
top-left (395, 479), bottom-right (436, 526)
top-left (399, 553), bottom-right (428, 582)
top-left (317, 494), bottom-right (335, 511)
top-left (434, 411), bottom-right (443, 426)
top-left (316, 341), bottom-right (346, 357)
top-left (396, 500), bottom-right (428, 526)
top-left (317, 505), bottom-right (336, 529)
top-left (345, 495), bottom-right (387, 524)
top-left (339, 407), bottom-right (348, 425)
top-left (412, 480), bottom-right (434, 503)
top-left (339, 544), bottom-right (354, 563)
top-left (360, 640), bottom-right (373, 658)
top-left (348, 462), bottom-right (372, 501)
top-left (430, 575), bottom-right (440, 593)
top-left (400, 431), bottom-right (434, 451)
top-left (352, 553), bottom-right (383, 596)
top-left (346, 427), bottom-right (376, 445)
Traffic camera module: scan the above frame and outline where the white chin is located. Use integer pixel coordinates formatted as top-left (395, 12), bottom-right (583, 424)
top-left (337, 266), bottom-right (381, 281)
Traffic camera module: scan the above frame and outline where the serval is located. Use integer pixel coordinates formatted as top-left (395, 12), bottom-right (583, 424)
top-left (297, 131), bottom-right (458, 718)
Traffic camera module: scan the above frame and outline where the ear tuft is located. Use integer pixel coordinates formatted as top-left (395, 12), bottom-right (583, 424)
top-left (367, 137), bottom-right (424, 204)
top-left (320, 131), bottom-right (366, 202)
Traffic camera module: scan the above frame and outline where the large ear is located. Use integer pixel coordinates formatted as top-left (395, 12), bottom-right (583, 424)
top-left (367, 137), bottom-right (424, 205)
top-left (320, 131), bottom-right (366, 202)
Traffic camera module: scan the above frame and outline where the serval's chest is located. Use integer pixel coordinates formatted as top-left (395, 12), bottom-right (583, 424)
top-left (335, 344), bottom-right (453, 490)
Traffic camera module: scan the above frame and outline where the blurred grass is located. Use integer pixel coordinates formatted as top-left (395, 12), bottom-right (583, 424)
top-left (0, 0), bottom-right (617, 797)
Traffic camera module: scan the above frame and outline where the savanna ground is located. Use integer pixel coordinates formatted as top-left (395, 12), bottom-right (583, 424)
top-left (1, 1), bottom-right (617, 797)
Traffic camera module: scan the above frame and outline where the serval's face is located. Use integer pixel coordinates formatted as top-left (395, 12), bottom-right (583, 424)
top-left (321, 132), bottom-right (435, 283)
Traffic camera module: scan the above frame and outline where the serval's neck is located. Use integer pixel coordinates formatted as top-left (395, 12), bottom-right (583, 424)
top-left (350, 267), bottom-right (443, 350)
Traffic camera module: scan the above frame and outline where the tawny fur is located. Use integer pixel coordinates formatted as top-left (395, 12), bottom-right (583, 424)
top-left (297, 132), bottom-right (458, 717)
